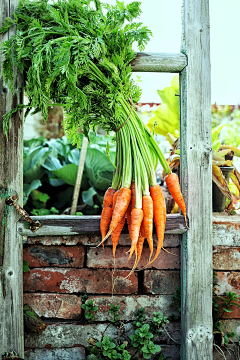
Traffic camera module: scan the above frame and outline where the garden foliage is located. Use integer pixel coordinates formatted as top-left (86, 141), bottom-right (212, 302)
top-left (23, 133), bottom-right (115, 215)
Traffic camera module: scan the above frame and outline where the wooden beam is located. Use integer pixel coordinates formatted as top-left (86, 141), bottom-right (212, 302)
top-left (0, 0), bottom-right (24, 356)
top-left (180, 0), bottom-right (213, 358)
top-left (131, 52), bottom-right (187, 73)
top-left (17, 214), bottom-right (187, 237)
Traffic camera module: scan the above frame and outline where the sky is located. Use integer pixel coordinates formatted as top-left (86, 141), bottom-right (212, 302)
top-left (105, 0), bottom-right (240, 105)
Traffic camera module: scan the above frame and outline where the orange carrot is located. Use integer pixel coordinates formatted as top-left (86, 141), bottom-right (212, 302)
top-left (142, 195), bottom-right (153, 261)
top-left (128, 208), bottom-right (143, 260)
top-left (100, 187), bottom-right (117, 244)
top-left (126, 203), bottom-right (131, 238)
top-left (130, 182), bottom-right (136, 211)
top-left (147, 185), bottom-right (166, 265)
top-left (126, 182), bottom-right (135, 242)
top-left (136, 223), bottom-right (145, 266)
top-left (112, 190), bottom-right (119, 209)
top-left (99, 187), bottom-right (131, 245)
top-left (111, 216), bottom-right (125, 263)
top-left (109, 189), bottom-right (125, 263)
top-left (165, 173), bottom-right (186, 222)
top-left (125, 223), bottom-right (145, 278)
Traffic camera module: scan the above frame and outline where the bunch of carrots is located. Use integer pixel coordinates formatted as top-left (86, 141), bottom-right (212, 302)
top-left (99, 106), bottom-right (187, 273)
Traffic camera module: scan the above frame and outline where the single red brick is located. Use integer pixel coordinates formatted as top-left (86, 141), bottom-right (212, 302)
top-left (88, 295), bottom-right (179, 321)
top-left (215, 296), bottom-right (240, 319)
top-left (213, 246), bottom-right (240, 270)
top-left (215, 271), bottom-right (240, 295)
top-left (144, 270), bottom-right (180, 294)
top-left (23, 245), bottom-right (85, 268)
top-left (23, 268), bottom-right (137, 294)
top-left (87, 247), bottom-right (180, 270)
top-left (23, 293), bottom-right (82, 319)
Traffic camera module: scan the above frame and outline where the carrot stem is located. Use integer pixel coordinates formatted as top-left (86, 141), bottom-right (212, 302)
top-left (120, 126), bottom-right (132, 189)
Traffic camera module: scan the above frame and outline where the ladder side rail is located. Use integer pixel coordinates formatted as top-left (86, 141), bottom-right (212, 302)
top-left (180, 0), bottom-right (213, 358)
top-left (0, 0), bottom-right (24, 356)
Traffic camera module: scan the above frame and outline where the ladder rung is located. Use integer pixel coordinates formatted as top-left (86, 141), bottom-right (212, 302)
top-left (131, 52), bottom-right (187, 73)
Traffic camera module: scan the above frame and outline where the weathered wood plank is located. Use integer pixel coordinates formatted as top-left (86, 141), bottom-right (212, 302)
top-left (180, 0), bottom-right (213, 358)
top-left (131, 52), bottom-right (187, 72)
top-left (23, 233), bottom-right (181, 248)
top-left (17, 214), bottom-right (187, 236)
top-left (0, 0), bottom-right (24, 356)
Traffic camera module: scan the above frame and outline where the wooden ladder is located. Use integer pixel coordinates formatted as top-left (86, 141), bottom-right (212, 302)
top-left (0, 0), bottom-right (212, 358)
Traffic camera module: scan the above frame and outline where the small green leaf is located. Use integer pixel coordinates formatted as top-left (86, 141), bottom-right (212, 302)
top-left (223, 308), bottom-right (233, 313)
top-left (0, 17), bottom-right (15, 33)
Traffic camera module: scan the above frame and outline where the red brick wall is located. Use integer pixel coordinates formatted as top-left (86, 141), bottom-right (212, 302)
top-left (23, 234), bottom-right (181, 360)
top-left (23, 225), bottom-right (240, 360)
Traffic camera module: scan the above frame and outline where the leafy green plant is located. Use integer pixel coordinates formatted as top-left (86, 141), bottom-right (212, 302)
top-left (147, 76), bottom-right (179, 137)
top-left (0, 0), bottom-right (151, 145)
top-left (212, 105), bottom-right (240, 147)
top-left (108, 303), bottom-right (121, 325)
top-left (31, 207), bottom-right (59, 216)
top-left (130, 323), bottom-right (161, 359)
top-left (96, 335), bottom-right (131, 360)
top-left (149, 312), bottom-right (169, 336)
top-left (213, 271), bottom-right (240, 346)
top-left (81, 303), bottom-right (170, 360)
top-left (81, 299), bottom-right (98, 324)
top-left (23, 134), bottom-right (116, 215)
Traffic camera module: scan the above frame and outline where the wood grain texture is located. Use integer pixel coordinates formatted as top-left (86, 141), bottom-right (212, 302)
top-left (131, 52), bottom-right (187, 72)
top-left (180, 0), bottom-right (213, 358)
top-left (17, 214), bottom-right (187, 236)
top-left (0, 0), bottom-right (24, 356)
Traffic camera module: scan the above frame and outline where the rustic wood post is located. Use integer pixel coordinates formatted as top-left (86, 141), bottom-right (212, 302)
top-left (0, 0), bottom-right (24, 356)
top-left (180, 0), bottom-right (213, 358)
